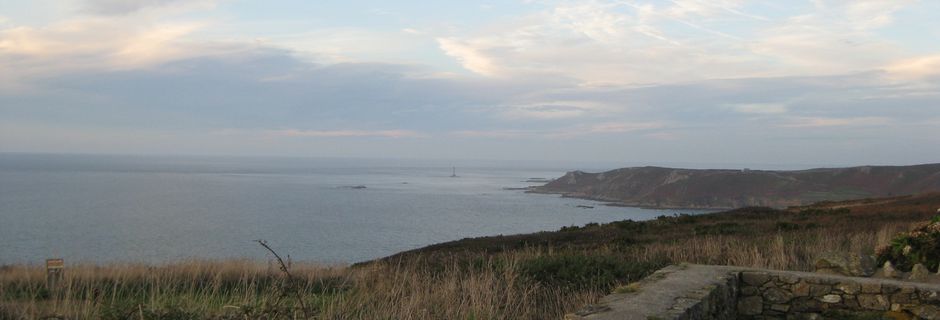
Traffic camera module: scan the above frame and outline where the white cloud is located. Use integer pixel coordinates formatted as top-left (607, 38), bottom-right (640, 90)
top-left (748, 1), bottom-right (912, 76)
top-left (436, 0), bottom-right (922, 85)
top-left (451, 121), bottom-right (665, 139)
top-left (269, 129), bottom-right (425, 139)
top-left (583, 121), bottom-right (665, 134)
top-left (498, 100), bottom-right (611, 119)
top-left (432, 2), bottom-right (768, 83)
top-left (731, 103), bottom-right (788, 115)
top-left (884, 55), bottom-right (940, 80)
top-left (451, 130), bottom-right (533, 139)
top-left (0, 7), bottom-right (217, 90)
top-left (437, 37), bottom-right (502, 76)
top-left (254, 27), bottom-right (431, 65)
top-left (401, 28), bottom-right (424, 35)
top-left (780, 116), bottom-right (893, 128)
top-left (80, 0), bottom-right (217, 15)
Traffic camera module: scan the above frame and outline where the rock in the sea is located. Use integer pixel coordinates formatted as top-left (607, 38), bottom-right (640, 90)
top-left (910, 263), bottom-right (931, 281)
top-left (814, 251), bottom-right (876, 276)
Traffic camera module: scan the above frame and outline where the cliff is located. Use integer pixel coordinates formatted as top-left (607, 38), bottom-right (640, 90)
top-left (530, 163), bottom-right (940, 209)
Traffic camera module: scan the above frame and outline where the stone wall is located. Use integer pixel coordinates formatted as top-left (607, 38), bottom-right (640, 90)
top-left (737, 269), bottom-right (940, 319)
top-left (568, 265), bottom-right (940, 320)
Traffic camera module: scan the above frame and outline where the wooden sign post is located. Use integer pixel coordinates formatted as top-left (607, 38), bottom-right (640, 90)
top-left (46, 258), bottom-right (64, 288)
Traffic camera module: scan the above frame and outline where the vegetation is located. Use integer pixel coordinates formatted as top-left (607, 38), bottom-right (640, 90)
top-left (876, 214), bottom-right (940, 272)
top-left (2, 193), bottom-right (939, 319)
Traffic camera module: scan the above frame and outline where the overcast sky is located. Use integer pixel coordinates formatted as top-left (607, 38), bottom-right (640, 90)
top-left (1, 0), bottom-right (938, 166)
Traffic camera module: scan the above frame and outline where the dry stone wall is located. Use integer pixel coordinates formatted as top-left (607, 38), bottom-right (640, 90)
top-left (737, 269), bottom-right (940, 319)
top-left (568, 265), bottom-right (940, 320)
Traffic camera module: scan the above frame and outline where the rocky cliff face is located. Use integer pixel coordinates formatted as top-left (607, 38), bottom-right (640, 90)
top-left (531, 164), bottom-right (940, 209)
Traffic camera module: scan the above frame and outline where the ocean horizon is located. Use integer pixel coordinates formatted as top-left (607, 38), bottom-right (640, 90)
top-left (0, 153), bottom-right (713, 265)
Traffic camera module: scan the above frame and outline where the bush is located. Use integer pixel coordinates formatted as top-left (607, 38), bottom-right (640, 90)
top-left (775, 221), bottom-right (801, 231)
top-left (611, 220), bottom-right (647, 233)
top-left (876, 216), bottom-right (940, 272)
top-left (654, 214), bottom-right (697, 225)
top-left (693, 223), bottom-right (744, 235)
top-left (517, 254), bottom-right (662, 290)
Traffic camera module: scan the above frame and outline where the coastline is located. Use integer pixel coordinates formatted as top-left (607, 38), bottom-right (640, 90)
top-left (524, 188), bottom-right (736, 210)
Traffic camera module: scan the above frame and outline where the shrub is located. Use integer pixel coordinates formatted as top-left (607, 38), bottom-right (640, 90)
top-left (517, 254), bottom-right (661, 290)
top-left (693, 223), bottom-right (744, 235)
top-left (798, 208), bottom-right (850, 217)
top-left (610, 220), bottom-right (646, 233)
top-left (775, 221), bottom-right (801, 231)
top-left (876, 216), bottom-right (940, 272)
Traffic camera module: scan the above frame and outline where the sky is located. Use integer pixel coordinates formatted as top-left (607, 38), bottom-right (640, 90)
top-left (1, 0), bottom-right (939, 167)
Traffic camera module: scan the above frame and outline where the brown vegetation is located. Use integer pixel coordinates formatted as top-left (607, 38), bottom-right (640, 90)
top-left (531, 164), bottom-right (940, 208)
top-left (3, 193), bottom-right (939, 319)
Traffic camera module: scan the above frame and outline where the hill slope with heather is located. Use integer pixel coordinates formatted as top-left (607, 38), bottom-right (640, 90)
top-left (530, 163), bottom-right (940, 209)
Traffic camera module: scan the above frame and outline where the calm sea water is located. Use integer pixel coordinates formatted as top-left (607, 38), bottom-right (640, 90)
top-left (0, 154), bottom-right (710, 264)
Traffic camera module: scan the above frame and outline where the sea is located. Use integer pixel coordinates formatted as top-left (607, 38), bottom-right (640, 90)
top-left (0, 153), bottom-right (713, 265)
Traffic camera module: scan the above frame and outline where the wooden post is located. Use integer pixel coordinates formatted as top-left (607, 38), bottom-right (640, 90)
top-left (46, 258), bottom-right (64, 288)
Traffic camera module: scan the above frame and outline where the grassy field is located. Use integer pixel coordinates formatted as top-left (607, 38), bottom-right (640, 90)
top-left (3, 193), bottom-right (939, 319)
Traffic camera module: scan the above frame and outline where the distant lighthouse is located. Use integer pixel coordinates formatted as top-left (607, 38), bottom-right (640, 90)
top-left (451, 166), bottom-right (458, 178)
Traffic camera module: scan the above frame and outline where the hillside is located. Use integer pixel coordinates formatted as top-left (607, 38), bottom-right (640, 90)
top-left (383, 192), bottom-right (940, 261)
top-left (529, 163), bottom-right (940, 209)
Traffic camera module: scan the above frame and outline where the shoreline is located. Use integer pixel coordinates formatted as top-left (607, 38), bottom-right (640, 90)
top-left (525, 188), bottom-right (736, 210)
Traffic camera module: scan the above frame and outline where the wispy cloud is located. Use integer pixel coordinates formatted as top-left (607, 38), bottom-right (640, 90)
top-left (498, 101), bottom-right (610, 120)
top-left (436, 37), bottom-right (502, 76)
top-left (0, 14), bottom-right (212, 90)
top-left (452, 121), bottom-right (665, 139)
top-left (0, 1), bottom-right (938, 163)
top-left (79, 0), bottom-right (217, 15)
top-left (779, 117), bottom-right (893, 128)
top-left (884, 55), bottom-right (940, 80)
top-left (269, 129), bottom-right (425, 138)
top-left (730, 103), bottom-right (788, 115)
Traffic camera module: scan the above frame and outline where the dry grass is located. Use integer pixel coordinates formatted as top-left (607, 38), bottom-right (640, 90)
top-left (0, 253), bottom-right (601, 320)
top-left (632, 222), bottom-right (910, 271)
top-left (3, 194), bottom-right (936, 319)
top-left (0, 223), bottom-right (911, 319)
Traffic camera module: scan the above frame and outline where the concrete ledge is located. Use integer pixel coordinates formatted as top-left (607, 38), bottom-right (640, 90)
top-left (567, 264), bottom-right (940, 320)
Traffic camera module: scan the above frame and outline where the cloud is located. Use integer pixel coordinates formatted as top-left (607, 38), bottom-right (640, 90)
top-left (884, 55), bottom-right (940, 80)
top-left (0, 16), bottom-right (211, 91)
top-left (80, 0), bottom-right (213, 15)
top-left (731, 103), bottom-right (788, 115)
top-left (269, 129), bottom-right (425, 138)
top-left (437, 37), bottom-right (502, 76)
top-left (1, 1), bottom-right (939, 164)
top-left (431, 1), bottom-right (764, 83)
top-left (435, 0), bottom-right (923, 85)
top-left (780, 116), bottom-right (893, 128)
top-left (584, 121), bottom-right (664, 134)
top-left (498, 101), bottom-right (610, 119)
top-left (451, 121), bottom-right (665, 139)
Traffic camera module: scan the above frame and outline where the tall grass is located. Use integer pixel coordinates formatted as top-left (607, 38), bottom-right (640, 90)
top-left (633, 222), bottom-right (909, 270)
top-left (0, 222), bottom-right (919, 319)
top-left (0, 254), bottom-right (600, 319)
